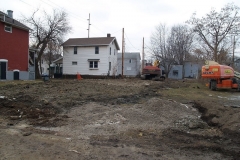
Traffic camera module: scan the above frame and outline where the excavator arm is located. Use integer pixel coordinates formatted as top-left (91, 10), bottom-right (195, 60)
top-left (153, 60), bottom-right (160, 67)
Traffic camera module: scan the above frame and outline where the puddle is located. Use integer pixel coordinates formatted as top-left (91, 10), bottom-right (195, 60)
top-left (215, 95), bottom-right (240, 101)
top-left (15, 124), bottom-right (30, 129)
top-left (35, 126), bottom-right (61, 132)
top-left (217, 96), bottom-right (227, 99)
top-left (227, 95), bottom-right (240, 100)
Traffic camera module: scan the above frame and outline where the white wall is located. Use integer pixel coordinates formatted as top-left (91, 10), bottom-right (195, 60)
top-left (39, 59), bottom-right (49, 75)
top-left (63, 43), bottom-right (118, 76)
top-left (107, 42), bottom-right (118, 76)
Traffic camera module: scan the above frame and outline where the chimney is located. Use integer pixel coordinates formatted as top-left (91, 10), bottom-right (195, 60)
top-left (107, 33), bottom-right (111, 37)
top-left (7, 10), bottom-right (13, 18)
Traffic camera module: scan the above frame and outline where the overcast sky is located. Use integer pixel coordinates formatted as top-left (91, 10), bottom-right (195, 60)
top-left (1, 0), bottom-right (240, 54)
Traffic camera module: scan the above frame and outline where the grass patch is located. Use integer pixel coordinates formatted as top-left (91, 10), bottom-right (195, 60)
top-left (160, 81), bottom-right (235, 103)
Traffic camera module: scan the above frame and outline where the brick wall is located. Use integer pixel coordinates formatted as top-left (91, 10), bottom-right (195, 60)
top-left (0, 22), bottom-right (29, 71)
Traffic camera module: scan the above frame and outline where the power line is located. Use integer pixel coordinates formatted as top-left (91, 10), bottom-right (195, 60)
top-left (18, 0), bottom-right (89, 37)
top-left (28, 0), bottom-right (88, 24)
top-left (44, 0), bottom-right (87, 22)
top-left (39, 0), bottom-right (105, 37)
top-left (91, 24), bottom-right (106, 35)
top-left (111, 29), bottom-right (122, 35)
top-left (18, 0), bottom-right (110, 37)
top-left (124, 32), bottom-right (140, 51)
top-left (19, 0), bottom-right (34, 7)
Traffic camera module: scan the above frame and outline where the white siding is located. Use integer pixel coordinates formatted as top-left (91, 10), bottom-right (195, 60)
top-left (39, 60), bottom-right (49, 75)
top-left (107, 42), bottom-right (118, 76)
top-left (63, 43), bottom-right (118, 76)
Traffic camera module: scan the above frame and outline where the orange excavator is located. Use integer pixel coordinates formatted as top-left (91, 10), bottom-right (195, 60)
top-left (141, 60), bottom-right (165, 81)
top-left (201, 61), bottom-right (240, 91)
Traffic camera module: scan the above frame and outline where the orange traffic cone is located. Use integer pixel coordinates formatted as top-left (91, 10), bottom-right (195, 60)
top-left (77, 72), bottom-right (82, 80)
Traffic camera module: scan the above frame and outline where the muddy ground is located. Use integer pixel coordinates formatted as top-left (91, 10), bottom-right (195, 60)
top-left (0, 78), bottom-right (240, 160)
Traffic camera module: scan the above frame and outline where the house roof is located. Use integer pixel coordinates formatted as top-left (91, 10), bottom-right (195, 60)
top-left (0, 11), bottom-right (31, 31)
top-left (235, 58), bottom-right (240, 63)
top-left (62, 37), bottom-right (120, 50)
top-left (53, 57), bottom-right (63, 64)
top-left (118, 52), bottom-right (141, 60)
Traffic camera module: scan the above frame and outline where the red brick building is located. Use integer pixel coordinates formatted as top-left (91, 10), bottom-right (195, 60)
top-left (0, 10), bottom-right (32, 80)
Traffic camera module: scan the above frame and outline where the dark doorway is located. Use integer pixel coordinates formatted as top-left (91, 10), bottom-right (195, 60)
top-left (13, 70), bottom-right (19, 80)
top-left (0, 62), bottom-right (7, 80)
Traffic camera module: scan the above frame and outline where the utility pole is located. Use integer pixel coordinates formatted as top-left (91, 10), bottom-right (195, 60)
top-left (232, 36), bottom-right (236, 68)
top-left (87, 13), bottom-right (91, 38)
top-left (122, 28), bottom-right (124, 78)
top-left (142, 37), bottom-right (144, 73)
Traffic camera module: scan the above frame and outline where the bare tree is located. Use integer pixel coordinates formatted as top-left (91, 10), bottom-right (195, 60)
top-left (168, 25), bottom-right (194, 65)
top-left (149, 23), bottom-right (176, 78)
top-left (42, 41), bottom-right (62, 78)
top-left (187, 3), bottom-right (240, 63)
top-left (23, 9), bottom-right (71, 78)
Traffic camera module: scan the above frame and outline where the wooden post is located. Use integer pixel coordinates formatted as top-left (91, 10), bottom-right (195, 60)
top-left (232, 36), bottom-right (235, 68)
top-left (87, 13), bottom-right (91, 38)
top-left (142, 37), bottom-right (144, 73)
top-left (122, 28), bottom-right (124, 78)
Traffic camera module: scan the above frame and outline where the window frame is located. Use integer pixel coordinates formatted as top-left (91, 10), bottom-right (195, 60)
top-left (95, 46), bottom-right (99, 54)
top-left (72, 61), bottom-right (78, 65)
top-left (173, 70), bottom-right (178, 76)
top-left (4, 24), bottom-right (12, 33)
top-left (109, 62), bottom-right (111, 71)
top-left (110, 47), bottom-right (111, 55)
top-left (74, 46), bottom-right (77, 54)
top-left (89, 61), bottom-right (98, 69)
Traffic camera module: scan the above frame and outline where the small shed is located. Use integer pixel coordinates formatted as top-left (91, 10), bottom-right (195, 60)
top-left (168, 65), bottom-right (183, 79)
top-left (117, 52), bottom-right (141, 77)
top-left (184, 61), bottom-right (203, 79)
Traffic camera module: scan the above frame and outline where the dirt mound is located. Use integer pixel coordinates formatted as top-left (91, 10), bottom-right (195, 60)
top-left (0, 79), bottom-right (240, 159)
top-left (0, 94), bottom-right (64, 127)
top-left (193, 100), bottom-right (240, 134)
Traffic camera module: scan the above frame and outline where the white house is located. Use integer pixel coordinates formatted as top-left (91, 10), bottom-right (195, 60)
top-left (62, 34), bottom-right (120, 77)
top-left (39, 54), bottom-right (62, 76)
top-left (39, 59), bottom-right (49, 75)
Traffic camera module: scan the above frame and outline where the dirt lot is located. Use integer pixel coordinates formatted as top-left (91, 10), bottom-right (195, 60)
top-left (0, 78), bottom-right (240, 160)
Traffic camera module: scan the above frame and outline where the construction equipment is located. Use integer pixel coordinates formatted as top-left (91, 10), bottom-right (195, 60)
top-left (201, 60), bottom-right (240, 91)
top-left (141, 60), bottom-right (165, 81)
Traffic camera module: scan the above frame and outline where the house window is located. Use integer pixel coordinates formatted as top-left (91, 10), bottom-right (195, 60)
top-left (129, 59), bottom-right (132, 63)
top-left (109, 62), bottom-right (111, 71)
top-left (72, 61), bottom-right (77, 65)
top-left (173, 70), bottom-right (178, 76)
top-left (4, 25), bottom-right (12, 33)
top-left (74, 47), bottom-right (77, 54)
top-left (89, 61), bottom-right (98, 69)
top-left (110, 47), bottom-right (111, 55)
top-left (95, 46), bottom-right (99, 54)
top-left (162, 70), bottom-right (165, 75)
